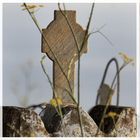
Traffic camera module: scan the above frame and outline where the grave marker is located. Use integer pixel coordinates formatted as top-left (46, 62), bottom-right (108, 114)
top-left (42, 10), bottom-right (87, 103)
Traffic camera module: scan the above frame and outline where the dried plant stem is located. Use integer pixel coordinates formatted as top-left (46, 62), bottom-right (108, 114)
top-left (23, 3), bottom-right (74, 103)
top-left (58, 3), bottom-right (95, 137)
top-left (41, 55), bottom-right (66, 136)
top-left (95, 57), bottom-right (134, 136)
top-left (89, 27), bottom-right (114, 46)
top-left (40, 56), bottom-right (62, 112)
top-left (95, 92), bottom-right (113, 136)
top-left (24, 3), bottom-right (95, 137)
top-left (58, 4), bottom-right (84, 136)
top-left (78, 3), bottom-right (95, 103)
top-left (95, 58), bottom-right (120, 136)
top-left (80, 3), bottom-right (95, 52)
top-left (40, 56), bottom-right (54, 93)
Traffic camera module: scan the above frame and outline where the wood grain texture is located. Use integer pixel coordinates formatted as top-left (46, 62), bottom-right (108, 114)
top-left (42, 10), bottom-right (88, 103)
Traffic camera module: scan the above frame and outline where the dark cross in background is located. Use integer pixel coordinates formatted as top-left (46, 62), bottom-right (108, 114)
top-left (42, 10), bottom-right (87, 103)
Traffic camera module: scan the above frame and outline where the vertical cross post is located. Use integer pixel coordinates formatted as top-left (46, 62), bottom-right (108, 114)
top-left (42, 10), bottom-right (87, 104)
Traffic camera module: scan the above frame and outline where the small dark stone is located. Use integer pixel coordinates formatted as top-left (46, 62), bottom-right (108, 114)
top-left (39, 104), bottom-right (74, 133)
top-left (39, 104), bottom-right (61, 133)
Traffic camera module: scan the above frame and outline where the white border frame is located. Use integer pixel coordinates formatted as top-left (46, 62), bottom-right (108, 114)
top-left (136, 0), bottom-right (140, 137)
top-left (0, 0), bottom-right (139, 139)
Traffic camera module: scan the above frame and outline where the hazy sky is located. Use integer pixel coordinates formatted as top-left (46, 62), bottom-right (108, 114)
top-left (3, 3), bottom-right (136, 111)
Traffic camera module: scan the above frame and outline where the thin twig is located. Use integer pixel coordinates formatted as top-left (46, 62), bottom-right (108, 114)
top-left (40, 55), bottom-right (66, 136)
top-left (95, 24), bottom-right (106, 31)
top-left (62, 88), bottom-right (77, 104)
top-left (98, 31), bottom-right (114, 46)
top-left (96, 58), bottom-right (120, 106)
top-left (80, 3), bottom-right (95, 52)
top-left (89, 28), bottom-right (114, 46)
top-left (40, 56), bottom-right (62, 111)
top-left (41, 56), bottom-right (77, 104)
top-left (95, 58), bottom-right (120, 136)
top-left (40, 55), bottom-right (54, 94)
top-left (58, 3), bottom-right (94, 104)
top-left (78, 3), bottom-right (95, 104)
top-left (76, 4), bottom-right (95, 107)
top-left (96, 57), bottom-right (134, 136)
top-left (95, 90), bottom-right (114, 136)
top-left (58, 3), bottom-right (95, 104)
top-left (23, 3), bottom-right (74, 103)
top-left (58, 3), bottom-right (95, 137)
top-left (24, 3), bottom-right (95, 137)
top-left (95, 58), bottom-right (120, 135)
top-left (58, 3), bottom-right (84, 136)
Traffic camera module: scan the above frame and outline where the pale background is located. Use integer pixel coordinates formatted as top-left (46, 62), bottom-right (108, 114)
top-left (3, 3), bottom-right (136, 111)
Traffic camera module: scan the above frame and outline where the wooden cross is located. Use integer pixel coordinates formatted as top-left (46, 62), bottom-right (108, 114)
top-left (42, 10), bottom-right (87, 104)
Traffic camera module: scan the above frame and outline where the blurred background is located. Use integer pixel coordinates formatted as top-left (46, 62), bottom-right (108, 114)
top-left (3, 3), bottom-right (136, 111)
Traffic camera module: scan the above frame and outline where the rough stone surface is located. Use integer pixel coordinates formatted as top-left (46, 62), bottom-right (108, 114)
top-left (53, 105), bottom-right (136, 137)
top-left (3, 105), bottom-right (137, 137)
top-left (3, 106), bottom-right (49, 137)
top-left (108, 107), bottom-right (136, 137)
top-left (52, 107), bottom-right (103, 137)
top-left (89, 105), bottom-right (137, 137)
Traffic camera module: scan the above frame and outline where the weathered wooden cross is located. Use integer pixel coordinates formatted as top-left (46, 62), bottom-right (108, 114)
top-left (41, 10), bottom-right (87, 103)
